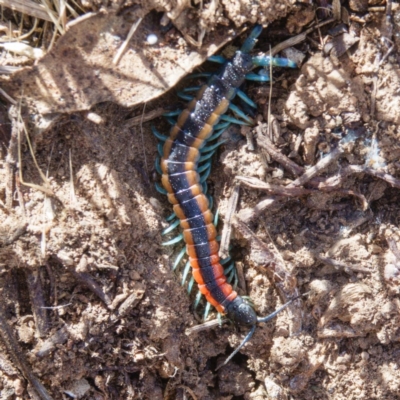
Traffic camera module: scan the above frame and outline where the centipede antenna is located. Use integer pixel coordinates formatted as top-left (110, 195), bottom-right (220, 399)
top-left (218, 293), bottom-right (308, 369)
top-left (257, 296), bottom-right (299, 323)
top-left (217, 325), bottom-right (256, 370)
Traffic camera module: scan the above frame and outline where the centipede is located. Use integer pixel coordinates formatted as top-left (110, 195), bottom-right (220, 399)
top-left (154, 25), bottom-right (301, 365)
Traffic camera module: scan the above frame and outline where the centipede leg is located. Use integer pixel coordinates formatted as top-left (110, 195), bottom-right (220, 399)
top-left (220, 115), bottom-right (251, 125)
top-left (252, 54), bottom-right (297, 69)
top-left (155, 182), bottom-right (168, 194)
top-left (162, 233), bottom-right (184, 246)
top-left (177, 92), bottom-right (194, 102)
top-left (245, 72), bottom-right (271, 82)
top-left (152, 126), bottom-right (168, 142)
top-left (163, 110), bottom-right (182, 117)
top-left (155, 156), bottom-right (163, 175)
top-left (208, 55), bottom-right (226, 64)
top-left (228, 103), bottom-right (254, 124)
top-left (236, 89), bottom-right (257, 108)
top-left (162, 218), bottom-right (180, 235)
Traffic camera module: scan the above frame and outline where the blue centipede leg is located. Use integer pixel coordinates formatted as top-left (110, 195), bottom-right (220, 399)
top-left (155, 156), bottom-right (163, 175)
top-left (165, 116), bottom-right (177, 126)
top-left (241, 24), bottom-right (263, 53)
top-left (208, 128), bottom-right (227, 142)
top-left (186, 72), bottom-right (213, 79)
top-left (224, 262), bottom-right (235, 276)
top-left (194, 290), bottom-right (202, 310)
top-left (201, 139), bottom-right (227, 153)
top-left (182, 86), bottom-right (201, 93)
top-left (202, 181), bottom-right (208, 194)
top-left (207, 195), bottom-right (214, 211)
top-left (155, 182), bottom-right (168, 195)
top-left (245, 72), bottom-right (270, 82)
top-left (152, 126), bottom-right (168, 142)
top-left (220, 256), bottom-right (231, 266)
top-left (163, 109), bottom-right (182, 117)
top-left (199, 150), bottom-right (216, 163)
top-left (214, 121), bottom-right (231, 131)
top-left (181, 260), bottom-right (191, 286)
top-left (228, 103), bottom-right (255, 125)
top-left (203, 301), bottom-right (212, 321)
top-left (166, 212), bottom-right (176, 222)
top-left (236, 89), bottom-right (257, 108)
top-left (208, 54), bottom-right (226, 64)
top-left (187, 276), bottom-right (195, 294)
top-left (173, 247), bottom-right (186, 271)
top-left (197, 161), bottom-right (212, 174)
top-left (162, 218), bottom-right (180, 235)
top-left (157, 142), bottom-right (164, 157)
top-left (213, 209), bottom-right (219, 226)
top-left (252, 54), bottom-right (297, 69)
top-left (200, 163), bottom-right (212, 182)
top-left (162, 233), bottom-right (184, 246)
top-left (220, 114), bottom-right (251, 126)
top-left (177, 91), bottom-right (194, 102)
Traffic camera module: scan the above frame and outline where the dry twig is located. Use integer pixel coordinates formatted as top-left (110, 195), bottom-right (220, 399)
top-left (0, 305), bottom-right (53, 399)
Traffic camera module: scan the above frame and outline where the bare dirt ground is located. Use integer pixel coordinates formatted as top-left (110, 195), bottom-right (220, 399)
top-left (1, 1), bottom-right (400, 399)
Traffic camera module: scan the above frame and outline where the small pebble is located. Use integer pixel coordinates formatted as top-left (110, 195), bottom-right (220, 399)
top-left (147, 34), bottom-right (158, 45)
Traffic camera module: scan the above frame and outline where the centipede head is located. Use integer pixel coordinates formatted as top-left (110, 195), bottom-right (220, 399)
top-left (225, 296), bottom-right (257, 326)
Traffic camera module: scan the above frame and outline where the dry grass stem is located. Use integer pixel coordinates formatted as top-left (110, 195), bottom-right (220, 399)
top-left (0, 0), bottom-right (52, 22)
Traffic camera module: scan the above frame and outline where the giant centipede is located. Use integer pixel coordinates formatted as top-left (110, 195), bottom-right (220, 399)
top-left (158, 25), bottom-right (300, 363)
